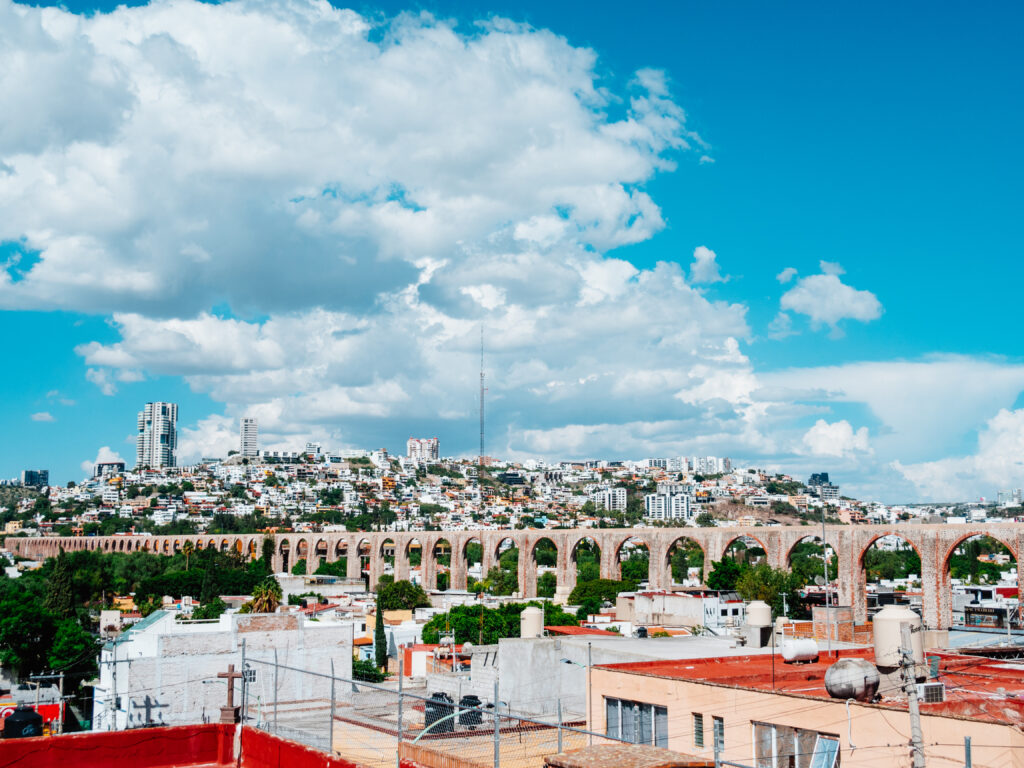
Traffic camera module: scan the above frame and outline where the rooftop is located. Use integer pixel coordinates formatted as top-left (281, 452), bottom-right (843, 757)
top-left (598, 648), bottom-right (1024, 725)
top-left (544, 625), bottom-right (619, 636)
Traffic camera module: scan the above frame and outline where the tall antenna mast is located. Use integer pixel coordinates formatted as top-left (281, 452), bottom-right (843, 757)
top-left (479, 325), bottom-right (485, 470)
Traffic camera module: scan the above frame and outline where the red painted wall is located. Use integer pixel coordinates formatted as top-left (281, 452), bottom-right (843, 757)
top-left (241, 726), bottom-right (419, 768)
top-left (0, 723), bottom-right (234, 768)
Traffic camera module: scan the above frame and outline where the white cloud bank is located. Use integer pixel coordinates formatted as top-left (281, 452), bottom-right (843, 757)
top-left (80, 446), bottom-right (124, 474)
top-left (802, 419), bottom-right (870, 458)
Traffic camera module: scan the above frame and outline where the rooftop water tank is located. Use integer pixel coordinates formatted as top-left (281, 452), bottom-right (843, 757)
top-left (825, 658), bottom-right (880, 702)
top-left (520, 606), bottom-right (544, 638)
top-left (747, 601), bottom-right (772, 627)
top-left (872, 605), bottom-right (923, 670)
top-left (781, 638), bottom-right (819, 664)
top-left (1, 706), bottom-right (43, 739)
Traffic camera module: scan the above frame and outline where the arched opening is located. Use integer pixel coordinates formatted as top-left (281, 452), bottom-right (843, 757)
top-left (292, 538), bottom-right (310, 575)
top-left (945, 534), bottom-right (1017, 629)
top-left (573, 537), bottom-right (601, 584)
top-left (786, 536), bottom-right (837, 618)
top-left (313, 539), bottom-right (328, 571)
top-left (533, 537), bottom-right (558, 598)
top-left (357, 539), bottom-right (372, 584)
top-left (220, 538), bottom-right (230, 552)
top-left (666, 536), bottom-right (705, 587)
top-left (334, 540), bottom-right (348, 576)
top-left (406, 538), bottom-right (423, 585)
top-left (370, 538), bottom-right (395, 589)
top-left (488, 537), bottom-right (518, 595)
top-left (859, 534), bottom-right (921, 620)
top-left (248, 539), bottom-right (258, 561)
top-left (433, 538), bottom-right (452, 590)
top-left (279, 539), bottom-right (291, 573)
top-left (464, 537), bottom-right (483, 589)
top-left (617, 536), bottom-right (650, 587)
top-left (723, 536), bottom-right (765, 566)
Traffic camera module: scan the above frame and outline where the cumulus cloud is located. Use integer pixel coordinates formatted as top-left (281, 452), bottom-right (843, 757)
top-left (80, 445), bottom-right (124, 474)
top-left (894, 408), bottom-right (1024, 502)
top-left (0, 0), bottom-right (697, 317)
top-left (85, 367), bottom-right (117, 395)
top-left (689, 246), bottom-right (726, 284)
top-left (801, 419), bottom-right (870, 457)
top-left (776, 267), bottom-right (797, 284)
top-left (780, 261), bottom-right (882, 334)
top-left (30, 411), bottom-right (55, 422)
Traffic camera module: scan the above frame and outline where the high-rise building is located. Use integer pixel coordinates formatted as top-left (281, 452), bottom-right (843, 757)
top-left (136, 402), bottom-right (178, 468)
top-left (240, 417), bottom-right (258, 457)
top-left (407, 437), bottom-right (439, 464)
top-left (20, 469), bottom-right (49, 488)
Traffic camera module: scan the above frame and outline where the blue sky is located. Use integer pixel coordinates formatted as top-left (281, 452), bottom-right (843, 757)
top-left (0, 0), bottom-right (1022, 501)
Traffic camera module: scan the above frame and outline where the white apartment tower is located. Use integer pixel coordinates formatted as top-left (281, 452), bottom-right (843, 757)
top-left (407, 437), bottom-right (439, 463)
top-left (136, 402), bottom-right (178, 468)
top-left (240, 417), bottom-right (259, 457)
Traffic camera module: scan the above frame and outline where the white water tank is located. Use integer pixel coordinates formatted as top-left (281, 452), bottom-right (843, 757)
top-left (781, 638), bottom-right (819, 663)
top-left (825, 658), bottom-right (880, 702)
top-left (520, 606), bottom-right (544, 638)
top-left (872, 606), bottom-right (924, 670)
top-left (747, 601), bottom-right (772, 627)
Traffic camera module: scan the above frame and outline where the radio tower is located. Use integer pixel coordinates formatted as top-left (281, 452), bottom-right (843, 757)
top-left (478, 325), bottom-right (485, 470)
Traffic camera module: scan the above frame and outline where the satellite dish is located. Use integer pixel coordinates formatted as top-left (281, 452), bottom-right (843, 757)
top-left (814, 576), bottom-right (825, 586)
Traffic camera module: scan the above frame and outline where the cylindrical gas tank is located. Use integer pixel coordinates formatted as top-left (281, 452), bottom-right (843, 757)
top-left (747, 600), bottom-right (772, 627)
top-left (872, 606), bottom-right (923, 670)
top-left (825, 658), bottom-right (880, 701)
top-left (781, 638), bottom-right (819, 663)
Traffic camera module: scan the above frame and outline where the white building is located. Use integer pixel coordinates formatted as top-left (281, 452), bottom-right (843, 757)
top-left (589, 486), bottom-right (627, 512)
top-left (407, 437), bottom-right (440, 464)
top-left (644, 483), bottom-right (693, 521)
top-left (93, 610), bottom-right (354, 731)
top-left (137, 402), bottom-right (178, 468)
top-left (240, 417), bottom-right (258, 457)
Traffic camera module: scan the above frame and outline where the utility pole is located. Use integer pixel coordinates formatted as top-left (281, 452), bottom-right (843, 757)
top-left (396, 657), bottom-right (404, 768)
top-left (822, 510), bottom-right (831, 658)
top-left (900, 623), bottom-right (926, 768)
top-left (58, 672), bottom-right (65, 734)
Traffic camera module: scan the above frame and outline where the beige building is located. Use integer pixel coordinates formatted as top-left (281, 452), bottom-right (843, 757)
top-left (589, 649), bottom-right (1024, 767)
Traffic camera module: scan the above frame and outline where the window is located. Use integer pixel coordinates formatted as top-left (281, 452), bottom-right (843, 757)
top-left (604, 698), bottom-right (668, 747)
top-left (753, 722), bottom-right (840, 768)
top-left (713, 717), bottom-right (724, 750)
top-left (693, 713), bottom-right (704, 748)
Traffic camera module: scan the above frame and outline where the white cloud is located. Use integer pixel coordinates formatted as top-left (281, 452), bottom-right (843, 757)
top-left (776, 267), bottom-right (797, 284)
top-left (767, 311), bottom-right (796, 339)
top-left (801, 419), bottom-right (870, 457)
top-left (0, 0), bottom-right (697, 317)
top-left (894, 408), bottom-right (1024, 501)
top-left (780, 262), bottom-right (882, 333)
top-left (689, 245), bottom-right (726, 284)
top-left (80, 445), bottom-right (124, 474)
top-left (85, 367), bottom-right (117, 395)
top-left (30, 411), bottom-right (55, 422)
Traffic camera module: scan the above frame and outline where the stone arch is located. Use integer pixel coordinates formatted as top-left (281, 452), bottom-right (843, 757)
top-left (357, 538), bottom-right (372, 581)
top-left (614, 534), bottom-right (652, 585)
top-left (856, 532), bottom-right (924, 623)
top-left (432, 538), bottom-right (452, 590)
top-left (571, 535), bottom-right (601, 582)
top-left (220, 538), bottom-right (231, 552)
top-left (278, 538), bottom-right (292, 572)
top-left (721, 534), bottom-right (767, 566)
top-left (940, 531), bottom-right (1018, 629)
top-left (528, 536), bottom-right (558, 598)
top-left (666, 534), bottom-right (705, 587)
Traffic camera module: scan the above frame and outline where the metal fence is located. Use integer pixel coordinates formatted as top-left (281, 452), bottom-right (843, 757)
top-left (240, 654), bottom-right (623, 768)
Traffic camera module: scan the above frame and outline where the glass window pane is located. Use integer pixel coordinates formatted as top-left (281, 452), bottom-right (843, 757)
top-left (754, 723), bottom-right (774, 768)
top-left (693, 713), bottom-right (704, 748)
top-left (605, 698), bottom-right (619, 740)
top-left (713, 717), bottom-right (724, 750)
top-left (638, 703), bottom-right (652, 745)
top-left (655, 706), bottom-right (668, 749)
top-left (796, 730), bottom-right (818, 768)
top-left (809, 737), bottom-right (840, 768)
top-left (621, 701), bottom-right (636, 743)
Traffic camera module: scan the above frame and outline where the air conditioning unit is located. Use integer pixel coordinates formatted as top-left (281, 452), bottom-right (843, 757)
top-left (916, 682), bottom-right (944, 703)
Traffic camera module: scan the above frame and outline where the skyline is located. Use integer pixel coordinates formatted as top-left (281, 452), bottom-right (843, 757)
top-left (1, 1), bottom-right (1023, 502)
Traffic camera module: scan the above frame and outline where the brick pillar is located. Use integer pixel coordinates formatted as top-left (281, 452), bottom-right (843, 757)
top-left (919, 535), bottom-right (942, 629)
top-left (305, 542), bottom-right (316, 576)
top-left (422, 537), bottom-right (437, 591)
top-left (648, 540), bottom-right (667, 590)
top-left (347, 539), bottom-right (362, 580)
top-left (558, 543), bottom-right (577, 594)
top-left (395, 540), bottom-right (410, 582)
top-left (450, 543), bottom-right (468, 591)
top-left (519, 537), bottom-right (534, 597)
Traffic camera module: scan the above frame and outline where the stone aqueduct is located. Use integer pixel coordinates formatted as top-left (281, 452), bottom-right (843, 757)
top-left (10, 523), bottom-right (1024, 630)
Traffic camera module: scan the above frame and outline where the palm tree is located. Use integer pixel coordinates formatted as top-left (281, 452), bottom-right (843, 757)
top-left (182, 540), bottom-right (194, 572)
top-left (251, 578), bottom-right (283, 614)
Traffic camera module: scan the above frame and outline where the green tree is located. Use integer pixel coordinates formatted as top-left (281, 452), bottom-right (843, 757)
top-left (537, 571), bottom-right (557, 598)
top-left (354, 657), bottom-right (387, 682)
top-left (568, 578), bottom-right (633, 606)
top-left (377, 579), bottom-right (431, 611)
top-left (291, 558), bottom-right (307, 575)
top-left (735, 563), bottom-right (803, 618)
top-left (706, 558), bottom-right (744, 591)
top-left (695, 512), bottom-right (717, 527)
top-left (374, 599), bottom-right (387, 670)
top-left (48, 619), bottom-right (98, 685)
top-left (44, 551), bottom-right (76, 619)
top-left (191, 597), bottom-right (227, 620)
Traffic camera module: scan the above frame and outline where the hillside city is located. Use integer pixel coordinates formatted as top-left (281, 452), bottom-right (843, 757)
top-left (2, 402), bottom-right (1024, 768)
